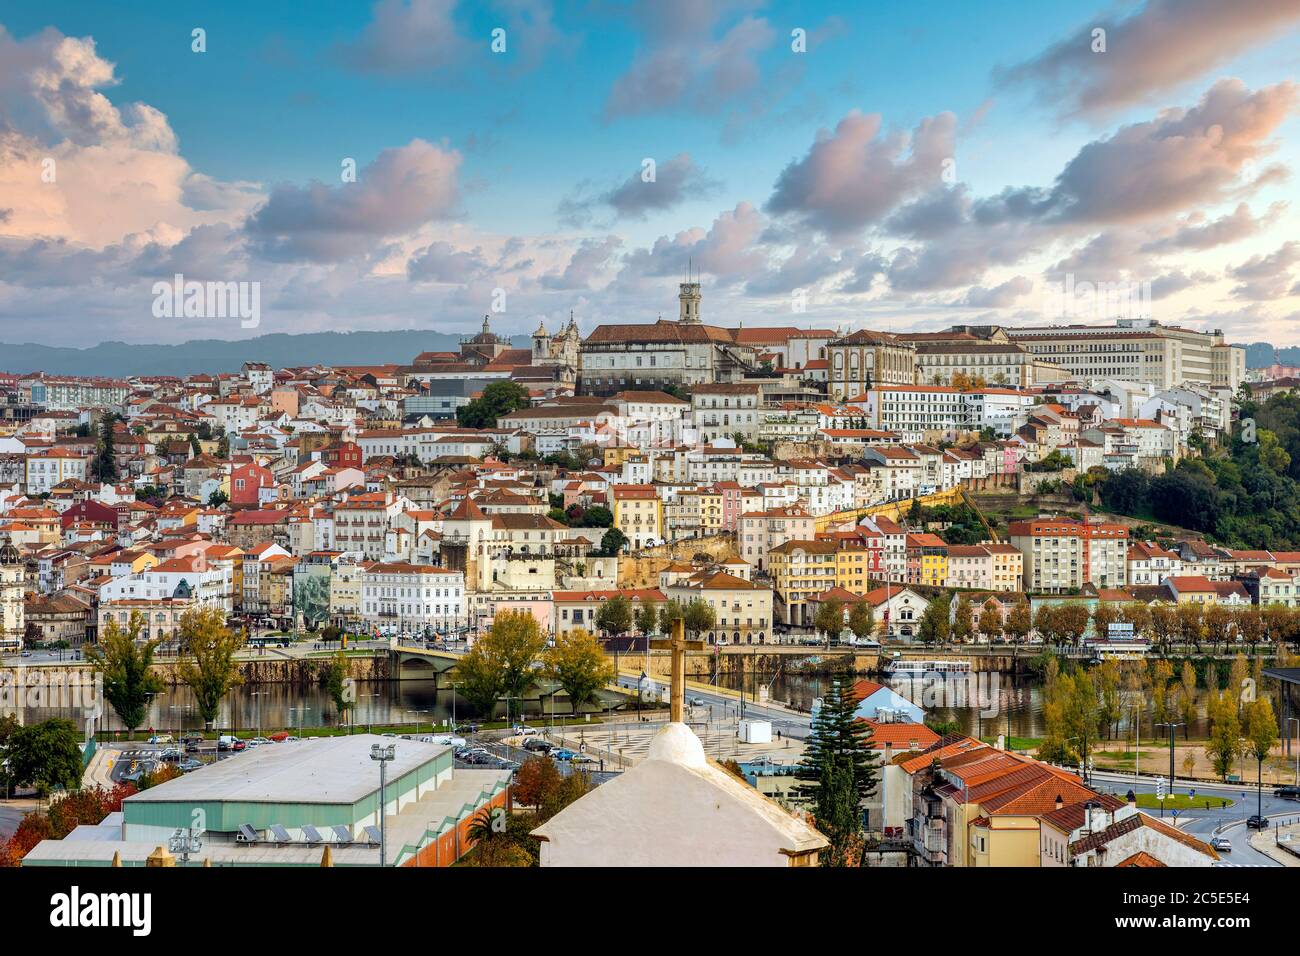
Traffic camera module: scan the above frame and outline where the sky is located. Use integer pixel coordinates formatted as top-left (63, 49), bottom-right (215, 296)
top-left (1, 0), bottom-right (1299, 348)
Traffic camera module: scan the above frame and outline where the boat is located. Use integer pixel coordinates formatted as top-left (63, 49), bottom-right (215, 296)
top-left (881, 658), bottom-right (972, 677)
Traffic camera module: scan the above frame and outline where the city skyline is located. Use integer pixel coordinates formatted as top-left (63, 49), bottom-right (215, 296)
top-left (1, 1), bottom-right (1299, 348)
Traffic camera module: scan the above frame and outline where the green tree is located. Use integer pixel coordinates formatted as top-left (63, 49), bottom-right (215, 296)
top-left (682, 598), bottom-right (716, 642)
top-left (917, 594), bottom-right (950, 645)
top-left (455, 611), bottom-right (547, 720)
top-left (796, 678), bottom-right (879, 856)
top-left (977, 599), bottom-right (1003, 644)
top-left (814, 598), bottom-right (845, 642)
top-left (85, 612), bottom-right (164, 736)
top-left (594, 594), bottom-right (632, 639)
top-left (456, 381), bottom-right (531, 428)
top-left (951, 595), bottom-right (974, 644)
top-left (321, 650), bottom-right (352, 725)
top-left (847, 602), bottom-right (876, 643)
top-left (95, 414), bottom-right (118, 482)
top-left (634, 601), bottom-right (659, 637)
top-left (543, 628), bottom-right (614, 715)
top-left (1243, 696), bottom-right (1279, 822)
top-left (598, 527), bottom-right (628, 556)
top-left (0, 718), bottom-right (83, 796)
top-left (813, 755), bottom-right (861, 867)
top-left (175, 607), bottom-right (246, 728)
top-left (1205, 689), bottom-right (1241, 781)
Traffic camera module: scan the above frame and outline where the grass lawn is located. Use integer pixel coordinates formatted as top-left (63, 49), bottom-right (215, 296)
top-left (981, 736), bottom-right (1041, 752)
top-left (1133, 793), bottom-right (1233, 811)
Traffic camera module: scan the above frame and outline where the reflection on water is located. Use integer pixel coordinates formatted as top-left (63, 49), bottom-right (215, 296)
top-left (25, 681), bottom-right (498, 735)
top-left (715, 671), bottom-right (1216, 740)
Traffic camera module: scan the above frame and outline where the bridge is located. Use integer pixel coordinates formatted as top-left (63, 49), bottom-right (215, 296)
top-left (391, 645), bottom-right (463, 682)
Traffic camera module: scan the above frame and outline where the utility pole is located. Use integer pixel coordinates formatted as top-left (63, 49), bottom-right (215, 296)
top-left (1154, 720), bottom-right (1184, 817)
top-left (370, 743), bottom-right (395, 867)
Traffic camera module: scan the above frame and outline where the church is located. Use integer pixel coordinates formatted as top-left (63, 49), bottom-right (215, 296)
top-left (577, 278), bottom-right (763, 397)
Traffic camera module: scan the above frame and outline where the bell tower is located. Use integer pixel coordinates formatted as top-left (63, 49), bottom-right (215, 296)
top-left (678, 262), bottom-right (702, 325)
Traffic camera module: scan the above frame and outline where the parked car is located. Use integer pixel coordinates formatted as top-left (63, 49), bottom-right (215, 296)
top-left (184, 739), bottom-right (201, 754)
top-left (523, 738), bottom-right (554, 753)
top-left (550, 748), bottom-right (577, 761)
top-left (1211, 836), bottom-right (1233, 852)
top-left (230, 740), bottom-right (247, 752)
top-left (158, 749), bottom-right (183, 762)
top-left (513, 725), bottom-right (540, 737)
top-left (570, 754), bottom-right (598, 766)
top-left (268, 731), bottom-right (290, 742)
top-left (454, 723), bottom-right (480, 735)
top-left (248, 737), bottom-right (271, 747)
top-left (178, 758), bottom-right (203, 772)
top-left (1273, 785), bottom-right (1300, 800)
top-left (148, 734), bottom-right (173, 745)
top-left (1246, 814), bottom-right (1268, 830)
top-left (688, 696), bottom-right (705, 707)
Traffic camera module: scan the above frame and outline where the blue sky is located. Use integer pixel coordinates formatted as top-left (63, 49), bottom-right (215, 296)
top-left (1, 0), bottom-right (1299, 346)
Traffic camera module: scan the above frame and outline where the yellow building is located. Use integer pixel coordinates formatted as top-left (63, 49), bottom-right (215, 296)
top-left (833, 543), bottom-right (875, 594)
top-left (906, 533), bottom-right (948, 588)
top-left (768, 540), bottom-right (837, 626)
top-left (612, 484), bottom-right (663, 550)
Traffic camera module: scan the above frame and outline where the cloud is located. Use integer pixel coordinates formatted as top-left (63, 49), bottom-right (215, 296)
top-left (987, 80), bottom-right (1297, 228)
top-left (558, 153), bottom-right (721, 225)
top-left (244, 139), bottom-right (463, 262)
top-left (334, 0), bottom-right (467, 75)
top-left (766, 109), bottom-right (957, 235)
top-left (1140, 202), bottom-right (1284, 253)
top-left (997, 0), bottom-right (1300, 119)
top-left (540, 235), bottom-right (622, 290)
top-left (406, 240), bottom-right (491, 282)
top-left (951, 275), bottom-right (1034, 308)
top-left (1228, 241), bottom-right (1300, 300)
top-left (602, 3), bottom-right (776, 121)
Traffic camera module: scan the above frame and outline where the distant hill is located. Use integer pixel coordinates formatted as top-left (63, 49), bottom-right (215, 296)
top-left (0, 330), bottom-right (531, 377)
top-left (1241, 342), bottom-right (1300, 369)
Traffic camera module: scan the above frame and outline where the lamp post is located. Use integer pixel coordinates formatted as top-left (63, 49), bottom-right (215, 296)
top-left (1289, 718), bottom-right (1300, 786)
top-left (1154, 720), bottom-right (1185, 818)
top-left (447, 681), bottom-right (460, 731)
top-left (406, 709), bottom-right (428, 735)
top-left (370, 742), bottom-right (395, 867)
top-left (250, 691), bottom-right (269, 740)
top-left (289, 705), bottom-right (310, 740)
top-left (168, 826), bottom-right (203, 866)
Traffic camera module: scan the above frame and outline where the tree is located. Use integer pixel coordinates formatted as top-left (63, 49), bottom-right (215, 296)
top-left (1033, 604), bottom-right (1062, 647)
top-left (796, 678), bottom-right (879, 860)
top-left (1177, 661), bottom-right (1198, 738)
top-left (917, 595), bottom-right (950, 645)
top-left (578, 506), bottom-right (613, 528)
top-left (456, 380), bottom-right (531, 428)
top-left (175, 607), bottom-right (246, 728)
top-left (978, 600), bottom-right (1003, 644)
top-left (85, 612), bottom-right (164, 736)
top-left (0, 718), bottom-right (83, 796)
top-left (1205, 689), bottom-right (1241, 781)
top-left (598, 528), bottom-right (628, 556)
top-left (1005, 598), bottom-right (1032, 646)
top-left (1243, 696), bottom-right (1279, 823)
top-left (543, 628), bottom-right (614, 715)
top-left (1092, 602), bottom-right (1119, 640)
top-left (1054, 603), bottom-right (1091, 648)
top-left (594, 595), bottom-right (632, 639)
top-left (511, 756), bottom-right (565, 809)
top-left (1150, 658), bottom-right (1175, 726)
top-left (455, 611), bottom-right (547, 721)
top-left (847, 602), bottom-right (876, 643)
top-left (951, 595), bottom-right (974, 644)
top-left (814, 599), bottom-right (844, 642)
top-left (95, 414), bottom-right (118, 482)
top-left (813, 755), bottom-right (861, 867)
top-left (321, 650), bottom-right (352, 724)
top-left (634, 601), bottom-right (659, 637)
top-left (207, 489), bottom-right (229, 508)
top-left (682, 598), bottom-right (716, 642)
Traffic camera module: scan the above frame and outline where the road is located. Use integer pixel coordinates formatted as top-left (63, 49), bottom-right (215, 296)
top-left (1088, 769), bottom-right (1300, 866)
top-left (614, 673), bottom-right (813, 739)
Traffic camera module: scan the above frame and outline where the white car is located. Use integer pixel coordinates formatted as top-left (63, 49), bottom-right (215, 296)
top-left (570, 754), bottom-right (598, 766)
top-left (513, 726), bottom-right (541, 737)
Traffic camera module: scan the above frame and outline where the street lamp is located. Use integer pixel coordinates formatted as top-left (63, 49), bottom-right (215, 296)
top-left (405, 709), bottom-right (428, 735)
top-left (370, 743), bottom-right (396, 867)
top-left (169, 826), bottom-right (203, 866)
top-left (1154, 720), bottom-right (1185, 818)
top-left (1288, 718), bottom-right (1300, 786)
top-left (251, 690), bottom-right (269, 740)
top-left (289, 706), bottom-right (310, 740)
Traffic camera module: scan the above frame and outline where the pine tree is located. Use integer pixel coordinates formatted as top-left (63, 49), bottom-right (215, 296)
top-left (796, 678), bottom-right (880, 809)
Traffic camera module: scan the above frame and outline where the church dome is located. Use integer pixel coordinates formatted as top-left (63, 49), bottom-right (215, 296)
top-left (0, 542), bottom-right (19, 565)
top-left (646, 721), bottom-right (706, 768)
